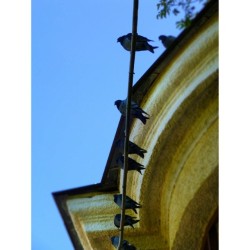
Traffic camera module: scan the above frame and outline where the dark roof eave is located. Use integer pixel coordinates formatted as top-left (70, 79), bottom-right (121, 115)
top-left (52, 183), bottom-right (118, 250)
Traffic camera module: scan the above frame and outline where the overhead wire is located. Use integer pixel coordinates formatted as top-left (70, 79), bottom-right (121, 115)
top-left (117, 0), bottom-right (139, 249)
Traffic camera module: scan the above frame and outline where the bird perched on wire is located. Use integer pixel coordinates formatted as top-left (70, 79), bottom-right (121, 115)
top-left (114, 194), bottom-right (142, 214)
top-left (116, 155), bottom-right (145, 175)
top-left (114, 99), bottom-right (150, 125)
top-left (116, 138), bottom-right (147, 159)
top-left (114, 214), bottom-right (140, 229)
top-left (117, 33), bottom-right (158, 53)
top-left (159, 35), bottom-right (176, 49)
top-left (111, 236), bottom-right (136, 250)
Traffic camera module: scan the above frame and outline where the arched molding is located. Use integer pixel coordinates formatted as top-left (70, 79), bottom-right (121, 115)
top-left (171, 168), bottom-right (218, 250)
top-left (124, 78), bottom-right (218, 249)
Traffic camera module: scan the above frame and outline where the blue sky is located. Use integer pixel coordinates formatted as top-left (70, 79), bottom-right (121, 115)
top-left (32, 1), bottom-right (185, 249)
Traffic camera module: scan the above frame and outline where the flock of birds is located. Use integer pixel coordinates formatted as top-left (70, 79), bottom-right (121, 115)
top-left (110, 32), bottom-right (176, 249)
top-left (117, 33), bottom-right (176, 53)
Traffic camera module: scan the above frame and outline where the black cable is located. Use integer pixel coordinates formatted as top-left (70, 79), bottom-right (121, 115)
top-left (118, 0), bottom-right (139, 249)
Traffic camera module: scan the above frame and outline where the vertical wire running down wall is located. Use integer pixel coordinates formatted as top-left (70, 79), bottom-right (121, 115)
top-left (118, 0), bottom-right (139, 249)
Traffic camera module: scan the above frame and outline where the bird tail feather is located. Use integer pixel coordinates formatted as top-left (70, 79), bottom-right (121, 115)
top-left (137, 151), bottom-right (145, 158)
top-left (132, 208), bottom-right (138, 214)
top-left (137, 114), bottom-right (149, 125)
top-left (148, 45), bottom-right (158, 53)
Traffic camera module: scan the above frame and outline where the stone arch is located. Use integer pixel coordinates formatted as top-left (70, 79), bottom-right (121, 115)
top-left (171, 168), bottom-right (218, 250)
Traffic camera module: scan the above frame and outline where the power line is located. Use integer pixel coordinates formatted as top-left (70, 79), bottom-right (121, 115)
top-left (118, 0), bottom-right (139, 249)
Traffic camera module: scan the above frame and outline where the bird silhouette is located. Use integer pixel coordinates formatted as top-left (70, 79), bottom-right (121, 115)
top-left (114, 214), bottom-right (140, 229)
top-left (114, 194), bottom-right (142, 214)
top-left (159, 35), bottom-right (176, 49)
top-left (117, 33), bottom-right (158, 53)
top-left (114, 99), bottom-right (150, 125)
top-left (116, 155), bottom-right (145, 175)
top-left (111, 236), bottom-right (136, 250)
top-left (116, 138), bottom-right (147, 159)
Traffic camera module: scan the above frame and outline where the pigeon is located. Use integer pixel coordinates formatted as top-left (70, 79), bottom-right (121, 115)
top-left (114, 214), bottom-right (140, 229)
top-left (114, 194), bottom-right (142, 214)
top-left (116, 138), bottom-right (147, 158)
top-left (116, 155), bottom-right (145, 175)
top-left (114, 99), bottom-right (150, 125)
top-left (111, 236), bottom-right (136, 250)
top-left (117, 33), bottom-right (158, 53)
top-left (159, 35), bottom-right (176, 49)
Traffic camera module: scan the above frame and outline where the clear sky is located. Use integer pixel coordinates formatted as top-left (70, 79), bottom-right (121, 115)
top-left (31, 1), bottom-right (205, 249)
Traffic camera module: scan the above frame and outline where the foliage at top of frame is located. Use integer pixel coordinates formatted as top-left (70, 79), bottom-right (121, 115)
top-left (156, 0), bottom-right (207, 29)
